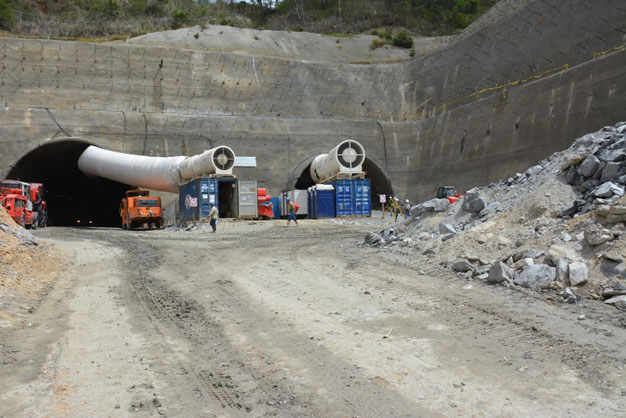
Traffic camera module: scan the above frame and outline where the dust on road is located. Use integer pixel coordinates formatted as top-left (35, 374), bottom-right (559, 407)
top-left (1, 220), bottom-right (625, 417)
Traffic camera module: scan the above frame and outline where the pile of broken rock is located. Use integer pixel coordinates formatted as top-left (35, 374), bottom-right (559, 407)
top-left (363, 122), bottom-right (626, 311)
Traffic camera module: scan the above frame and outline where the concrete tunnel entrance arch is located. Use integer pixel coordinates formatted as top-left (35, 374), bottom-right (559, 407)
top-left (7, 139), bottom-right (131, 227)
top-left (286, 156), bottom-right (394, 209)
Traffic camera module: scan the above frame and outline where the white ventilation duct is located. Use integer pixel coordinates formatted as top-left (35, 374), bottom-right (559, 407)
top-left (77, 146), bottom-right (236, 193)
top-left (310, 139), bottom-right (365, 183)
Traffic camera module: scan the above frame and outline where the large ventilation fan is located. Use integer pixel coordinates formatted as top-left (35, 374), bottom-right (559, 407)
top-left (337, 140), bottom-right (365, 169)
top-left (309, 139), bottom-right (366, 184)
top-left (213, 146), bottom-right (235, 171)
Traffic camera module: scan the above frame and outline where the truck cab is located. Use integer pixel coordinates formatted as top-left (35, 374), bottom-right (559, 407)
top-left (120, 189), bottom-right (164, 230)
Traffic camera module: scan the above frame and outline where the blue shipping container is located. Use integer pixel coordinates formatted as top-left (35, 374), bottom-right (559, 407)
top-left (331, 178), bottom-right (371, 217)
top-left (179, 178), bottom-right (219, 221)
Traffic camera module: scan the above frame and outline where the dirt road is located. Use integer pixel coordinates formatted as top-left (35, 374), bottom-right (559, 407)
top-left (1, 220), bottom-right (625, 417)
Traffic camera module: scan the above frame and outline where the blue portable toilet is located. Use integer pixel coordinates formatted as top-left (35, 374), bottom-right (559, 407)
top-left (315, 184), bottom-right (336, 218)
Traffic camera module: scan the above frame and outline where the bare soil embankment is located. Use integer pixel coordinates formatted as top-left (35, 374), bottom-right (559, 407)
top-left (0, 206), bottom-right (64, 328)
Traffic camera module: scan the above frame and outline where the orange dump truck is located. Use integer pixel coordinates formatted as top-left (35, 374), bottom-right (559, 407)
top-left (120, 189), bottom-right (164, 230)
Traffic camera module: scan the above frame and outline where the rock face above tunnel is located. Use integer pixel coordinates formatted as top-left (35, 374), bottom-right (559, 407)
top-left (1, 1), bottom-right (625, 205)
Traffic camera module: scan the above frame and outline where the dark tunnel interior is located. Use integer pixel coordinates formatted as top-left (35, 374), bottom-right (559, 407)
top-left (294, 159), bottom-right (393, 208)
top-left (7, 140), bottom-right (130, 227)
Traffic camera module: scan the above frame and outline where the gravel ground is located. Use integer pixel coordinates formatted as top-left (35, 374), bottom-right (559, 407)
top-left (1, 220), bottom-right (625, 417)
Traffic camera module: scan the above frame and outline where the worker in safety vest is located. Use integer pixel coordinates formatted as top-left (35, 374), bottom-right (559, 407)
top-left (208, 202), bottom-right (218, 233)
top-left (392, 197), bottom-right (402, 221)
top-left (286, 197), bottom-right (299, 226)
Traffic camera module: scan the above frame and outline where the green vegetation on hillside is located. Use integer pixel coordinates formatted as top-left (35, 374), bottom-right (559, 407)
top-left (0, 0), bottom-right (497, 39)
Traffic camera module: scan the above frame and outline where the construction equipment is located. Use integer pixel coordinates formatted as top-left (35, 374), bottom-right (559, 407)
top-left (436, 186), bottom-right (463, 204)
top-left (119, 189), bottom-right (164, 230)
top-left (0, 180), bottom-right (48, 228)
top-left (0, 187), bottom-right (34, 228)
top-left (257, 188), bottom-right (274, 219)
top-left (78, 146), bottom-right (236, 193)
top-left (310, 140), bottom-right (365, 184)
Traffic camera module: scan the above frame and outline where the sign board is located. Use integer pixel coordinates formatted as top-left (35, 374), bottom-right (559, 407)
top-left (234, 156), bottom-right (257, 167)
top-left (184, 194), bottom-right (198, 208)
top-left (379, 194), bottom-right (386, 203)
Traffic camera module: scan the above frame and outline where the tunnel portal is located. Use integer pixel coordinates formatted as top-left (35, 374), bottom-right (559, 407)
top-left (7, 140), bottom-right (130, 227)
top-left (292, 157), bottom-right (393, 209)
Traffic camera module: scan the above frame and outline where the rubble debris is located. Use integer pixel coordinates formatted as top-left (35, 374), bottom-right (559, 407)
top-left (361, 121), bottom-right (626, 314)
top-left (558, 288), bottom-right (581, 304)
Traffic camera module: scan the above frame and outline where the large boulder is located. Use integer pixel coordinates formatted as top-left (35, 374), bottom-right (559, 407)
top-left (555, 258), bottom-right (569, 283)
top-left (568, 262), bottom-right (588, 286)
top-left (596, 147), bottom-right (626, 163)
top-left (606, 204), bottom-right (626, 224)
top-left (577, 154), bottom-right (601, 177)
top-left (584, 225), bottom-right (614, 246)
top-left (513, 264), bottom-right (556, 289)
top-left (462, 188), bottom-right (487, 213)
top-left (468, 197), bottom-right (487, 213)
top-left (601, 162), bottom-right (622, 182)
top-left (593, 182), bottom-right (624, 198)
top-left (411, 198), bottom-right (450, 218)
top-left (604, 295), bottom-right (626, 311)
top-left (452, 259), bottom-right (474, 273)
top-left (438, 223), bottom-right (456, 235)
top-left (545, 245), bottom-right (579, 265)
top-left (487, 261), bottom-right (513, 284)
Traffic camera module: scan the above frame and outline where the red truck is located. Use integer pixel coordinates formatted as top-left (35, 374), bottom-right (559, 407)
top-left (0, 187), bottom-right (34, 228)
top-left (0, 180), bottom-right (47, 228)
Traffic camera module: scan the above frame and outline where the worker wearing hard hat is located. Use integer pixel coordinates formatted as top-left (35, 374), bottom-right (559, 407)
top-left (392, 197), bottom-right (401, 221)
top-left (404, 199), bottom-right (413, 218)
top-left (286, 197), bottom-right (299, 226)
top-left (208, 202), bottom-right (218, 233)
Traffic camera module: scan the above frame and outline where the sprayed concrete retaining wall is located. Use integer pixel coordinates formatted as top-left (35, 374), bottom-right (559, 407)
top-left (0, 0), bottom-right (625, 204)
